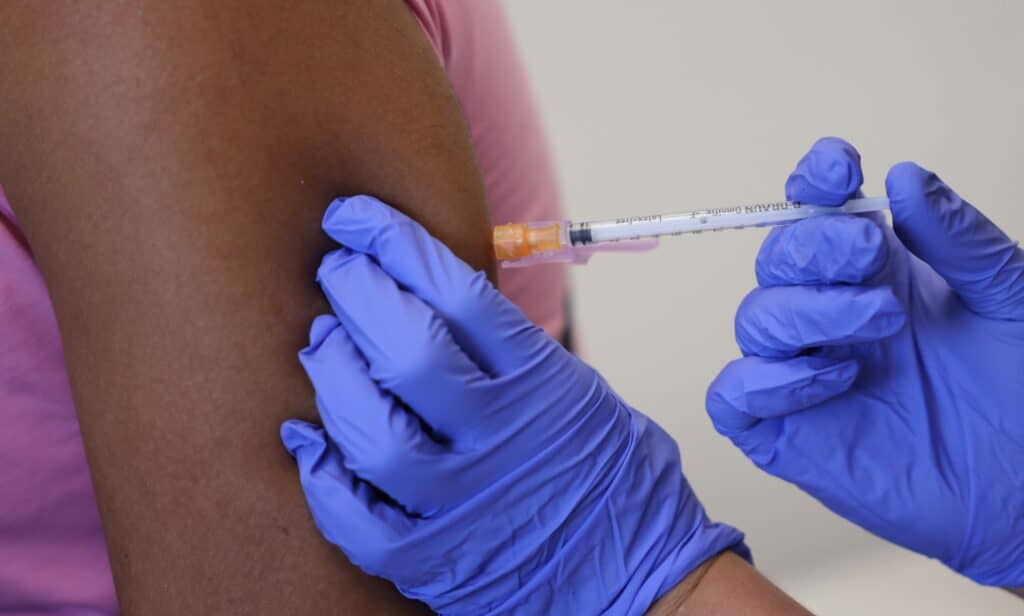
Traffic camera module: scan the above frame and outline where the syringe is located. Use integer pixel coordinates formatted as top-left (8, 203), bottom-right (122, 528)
top-left (493, 196), bottom-right (889, 268)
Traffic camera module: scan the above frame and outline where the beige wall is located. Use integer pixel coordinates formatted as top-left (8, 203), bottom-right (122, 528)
top-left (503, 2), bottom-right (1023, 612)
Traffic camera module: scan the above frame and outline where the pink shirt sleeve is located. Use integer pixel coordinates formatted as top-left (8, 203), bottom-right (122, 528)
top-left (0, 2), bottom-right (566, 611)
top-left (405, 0), bottom-right (569, 339)
top-left (0, 185), bottom-right (115, 612)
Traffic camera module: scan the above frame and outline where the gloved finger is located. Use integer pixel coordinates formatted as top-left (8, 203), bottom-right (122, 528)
top-left (736, 285), bottom-right (906, 358)
top-left (321, 195), bottom-right (551, 376)
top-left (308, 313), bottom-right (339, 347)
top-left (280, 420), bottom-right (411, 576)
top-left (785, 137), bottom-right (864, 206)
top-left (886, 162), bottom-right (1024, 321)
top-left (316, 248), bottom-right (494, 439)
top-left (299, 316), bottom-right (452, 516)
top-left (756, 215), bottom-right (888, 286)
top-left (706, 355), bottom-right (860, 432)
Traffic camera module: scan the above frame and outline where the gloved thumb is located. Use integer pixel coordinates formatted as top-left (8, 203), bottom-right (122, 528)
top-left (886, 162), bottom-right (1024, 320)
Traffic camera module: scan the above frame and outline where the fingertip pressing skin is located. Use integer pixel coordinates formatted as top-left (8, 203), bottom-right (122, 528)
top-left (295, 195), bottom-right (757, 613)
top-left (289, 430), bottom-right (408, 573)
top-left (321, 194), bottom-right (548, 378)
top-left (307, 314), bottom-right (341, 348)
top-left (297, 316), bottom-right (454, 517)
top-left (322, 194), bottom-right (480, 309)
top-left (280, 420), bottom-right (320, 457)
top-left (316, 247), bottom-right (360, 290)
top-left (316, 244), bottom-right (493, 440)
top-left (322, 195), bottom-right (403, 253)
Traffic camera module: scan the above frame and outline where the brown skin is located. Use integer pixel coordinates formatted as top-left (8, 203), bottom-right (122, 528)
top-left (0, 0), bottom-right (489, 612)
top-left (652, 553), bottom-right (812, 616)
top-left (5, 2), bottom-right (995, 613)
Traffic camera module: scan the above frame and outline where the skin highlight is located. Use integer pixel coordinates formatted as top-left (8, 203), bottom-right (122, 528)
top-left (0, 1), bottom-right (489, 612)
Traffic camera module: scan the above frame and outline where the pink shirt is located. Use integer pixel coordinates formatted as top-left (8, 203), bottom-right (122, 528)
top-left (0, 2), bottom-right (565, 611)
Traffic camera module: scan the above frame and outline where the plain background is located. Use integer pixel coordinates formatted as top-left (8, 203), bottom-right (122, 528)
top-left (503, 1), bottom-right (1023, 613)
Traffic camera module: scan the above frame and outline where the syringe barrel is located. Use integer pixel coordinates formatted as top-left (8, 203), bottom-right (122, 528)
top-left (568, 197), bottom-right (889, 245)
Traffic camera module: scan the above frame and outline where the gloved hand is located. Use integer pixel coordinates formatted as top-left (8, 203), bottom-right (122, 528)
top-left (280, 196), bottom-right (748, 615)
top-left (707, 137), bottom-right (1024, 586)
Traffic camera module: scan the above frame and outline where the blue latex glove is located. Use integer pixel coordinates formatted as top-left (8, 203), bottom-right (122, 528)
top-left (707, 137), bottom-right (1024, 586)
top-left (281, 196), bottom-right (748, 615)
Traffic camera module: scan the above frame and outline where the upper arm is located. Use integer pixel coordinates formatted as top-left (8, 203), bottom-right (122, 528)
top-left (421, 0), bottom-right (570, 339)
top-left (0, 1), bottom-right (491, 612)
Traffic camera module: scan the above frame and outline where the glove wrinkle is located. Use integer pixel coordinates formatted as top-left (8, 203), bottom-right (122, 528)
top-left (709, 137), bottom-right (1024, 587)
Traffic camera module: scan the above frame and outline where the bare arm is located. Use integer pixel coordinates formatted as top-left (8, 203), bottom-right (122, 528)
top-left (650, 553), bottom-right (812, 615)
top-left (0, 0), bottom-right (492, 612)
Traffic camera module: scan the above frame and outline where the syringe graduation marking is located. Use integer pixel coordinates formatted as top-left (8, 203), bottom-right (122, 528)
top-left (567, 197), bottom-right (888, 246)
